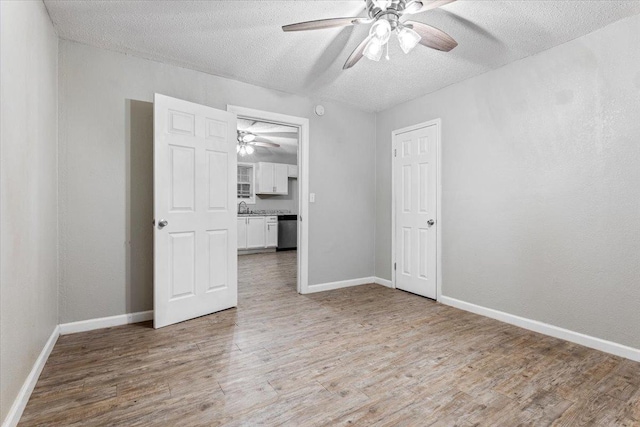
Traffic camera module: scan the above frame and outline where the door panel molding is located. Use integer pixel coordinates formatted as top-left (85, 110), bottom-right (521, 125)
top-left (391, 119), bottom-right (442, 300)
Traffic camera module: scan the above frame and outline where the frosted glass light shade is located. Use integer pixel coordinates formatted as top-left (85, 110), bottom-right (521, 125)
top-left (245, 145), bottom-right (255, 155)
top-left (398, 26), bottom-right (421, 54)
top-left (363, 38), bottom-right (384, 61)
top-left (370, 20), bottom-right (391, 44)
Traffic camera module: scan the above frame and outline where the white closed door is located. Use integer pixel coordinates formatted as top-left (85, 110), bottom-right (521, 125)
top-left (394, 122), bottom-right (438, 299)
top-left (154, 94), bottom-right (237, 328)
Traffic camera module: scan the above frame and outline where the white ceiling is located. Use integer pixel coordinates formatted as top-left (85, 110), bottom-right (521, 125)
top-left (45, 0), bottom-right (640, 112)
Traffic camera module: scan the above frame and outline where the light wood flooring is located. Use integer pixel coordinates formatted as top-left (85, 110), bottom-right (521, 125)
top-left (20, 251), bottom-right (640, 426)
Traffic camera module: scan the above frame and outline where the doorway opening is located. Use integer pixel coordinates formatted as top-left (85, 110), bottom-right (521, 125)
top-left (228, 105), bottom-right (310, 296)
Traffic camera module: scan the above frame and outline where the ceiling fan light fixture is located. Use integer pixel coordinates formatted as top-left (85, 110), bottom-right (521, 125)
top-left (370, 19), bottom-right (391, 44)
top-left (245, 144), bottom-right (255, 155)
top-left (238, 145), bottom-right (247, 156)
top-left (397, 26), bottom-right (421, 54)
top-left (243, 133), bottom-right (256, 142)
top-left (363, 37), bottom-right (384, 61)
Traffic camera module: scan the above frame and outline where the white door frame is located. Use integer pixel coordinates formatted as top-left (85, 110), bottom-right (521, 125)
top-left (391, 118), bottom-right (443, 300)
top-left (227, 105), bottom-right (310, 294)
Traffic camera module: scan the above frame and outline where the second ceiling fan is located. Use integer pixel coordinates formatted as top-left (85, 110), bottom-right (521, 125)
top-left (282, 0), bottom-right (458, 69)
top-left (236, 120), bottom-right (298, 156)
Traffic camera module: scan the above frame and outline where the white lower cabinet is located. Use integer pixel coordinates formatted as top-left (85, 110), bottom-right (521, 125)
top-left (266, 217), bottom-right (278, 248)
top-left (246, 217), bottom-right (266, 249)
top-left (238, 216), bottom-right (278, 250)
top-left (237, 218), bottom-right (248, 250)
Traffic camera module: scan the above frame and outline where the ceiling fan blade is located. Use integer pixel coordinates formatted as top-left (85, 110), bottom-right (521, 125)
top-left (237, 119), bottom-right (257, 131)
top-left (283, 17), bottom-right (370, 32)
top-left (404, 21), bottom-right (458, 52)
top-left (343, 35), bottom-right (374, 70)
top-left (250, 141), bottom-right (281, 148)
top-left (408, 0), bottom-right (456, 14)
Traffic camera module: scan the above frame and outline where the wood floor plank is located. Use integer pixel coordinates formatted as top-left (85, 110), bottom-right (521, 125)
top-left (18, 251), bottom-right (640, 426)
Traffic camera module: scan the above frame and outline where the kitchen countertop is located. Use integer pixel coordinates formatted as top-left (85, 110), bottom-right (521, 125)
top-left (237, 212), bottom-right (292, 217)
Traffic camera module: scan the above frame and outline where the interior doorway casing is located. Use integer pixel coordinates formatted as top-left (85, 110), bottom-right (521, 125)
top-left (391, 118), bottom-right (443, 300)
top-left (227, 105), bottom-right (310, 294)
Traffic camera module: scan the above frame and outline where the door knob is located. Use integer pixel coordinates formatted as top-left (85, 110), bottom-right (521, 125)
top-left (158, 219), bottom-right (168, 229)
top-left (427, 219), bottom-right (435, 227)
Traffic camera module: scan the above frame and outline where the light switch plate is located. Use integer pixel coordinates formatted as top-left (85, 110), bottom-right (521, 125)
top-left (310, 193), bottom-right (316, 203)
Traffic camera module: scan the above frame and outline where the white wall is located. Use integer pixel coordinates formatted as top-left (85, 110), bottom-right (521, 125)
top-left (0, 1), bottom-right (59, 421)
top-left (375, 14), bottom-right (640, 349)
top-left (58, 40), bottom-right (376, 323)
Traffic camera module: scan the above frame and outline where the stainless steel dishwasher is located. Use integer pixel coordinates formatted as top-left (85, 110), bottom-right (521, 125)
top-left (277, 214), bottom-right (297, 251)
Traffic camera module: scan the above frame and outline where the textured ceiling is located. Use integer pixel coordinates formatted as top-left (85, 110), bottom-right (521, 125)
top-left (45, 0), bottom-right (640, 112)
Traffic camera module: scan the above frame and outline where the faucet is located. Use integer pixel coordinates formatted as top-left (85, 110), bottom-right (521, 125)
top-left (238, 201), bottom-right (248, 214)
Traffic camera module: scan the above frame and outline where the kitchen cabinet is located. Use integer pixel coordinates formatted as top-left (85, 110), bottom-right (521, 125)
top-left (256, 162), bottom-right (289, 194)
top-left (287, 165), bottom-right (298, 178)
top-left (237, 218), bottom-right (248, 249)
top-left (266, 217), bottom-right (278, 248)
top-left (246, 217), bottom-right (266, 249)
top-left (238, 216), bottom-right (279, 251)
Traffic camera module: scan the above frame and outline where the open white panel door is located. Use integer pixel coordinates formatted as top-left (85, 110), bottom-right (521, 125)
top-left (154, 94), bottom-right (237, 328)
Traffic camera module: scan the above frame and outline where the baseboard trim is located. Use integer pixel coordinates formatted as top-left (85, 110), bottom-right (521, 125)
top-left (305, 277), bottom-right (375, 294)
top-left (59, 310), bottom-right (154, 335)
top-left (2, 326), bottom-right (60, 427)
top-left (374, 277), bottom-right (394, 289)
top-left (440, 296), bottom-right (640, 362)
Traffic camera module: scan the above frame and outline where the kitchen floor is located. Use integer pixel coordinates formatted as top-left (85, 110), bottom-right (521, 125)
top-left (238, 250), bottom-right (297, 295)
top-left (18, 250), bottom-right (640, 426)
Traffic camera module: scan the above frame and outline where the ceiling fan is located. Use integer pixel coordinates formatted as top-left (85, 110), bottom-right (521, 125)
top-left (282, 0), bottom-right (458, 69)
top-left (237, 130), bottom-right (281, 156)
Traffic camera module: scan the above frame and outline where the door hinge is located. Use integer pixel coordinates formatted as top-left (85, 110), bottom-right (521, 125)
top-left (394, 262), bottom-right (396, 271)
top-left (394, 149), bottom-right (397, 157)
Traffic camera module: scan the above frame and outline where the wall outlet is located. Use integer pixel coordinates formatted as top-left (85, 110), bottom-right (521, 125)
top-left (310, 193), bottom-right (316, 203)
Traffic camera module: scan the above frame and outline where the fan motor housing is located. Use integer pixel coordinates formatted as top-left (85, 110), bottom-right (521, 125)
top-left (366, 0), bottom-right (407, 19)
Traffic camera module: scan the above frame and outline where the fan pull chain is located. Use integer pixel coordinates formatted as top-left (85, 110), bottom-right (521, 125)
top-left (386, 42), bottom-right (390, 60)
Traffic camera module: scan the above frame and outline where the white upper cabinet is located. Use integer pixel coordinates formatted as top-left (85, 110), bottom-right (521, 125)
top-left (287, 165), bottom-right (298, 178)
top-left (256, 162), bottom-right (274, 194)
top-left (274, 164), bottom-right (288, 193)
top-left (256, 162), bottom-right (290, 195)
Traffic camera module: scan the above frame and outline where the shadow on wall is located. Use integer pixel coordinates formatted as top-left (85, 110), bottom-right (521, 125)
top-left (125, 99), bottom-right (154, 314)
